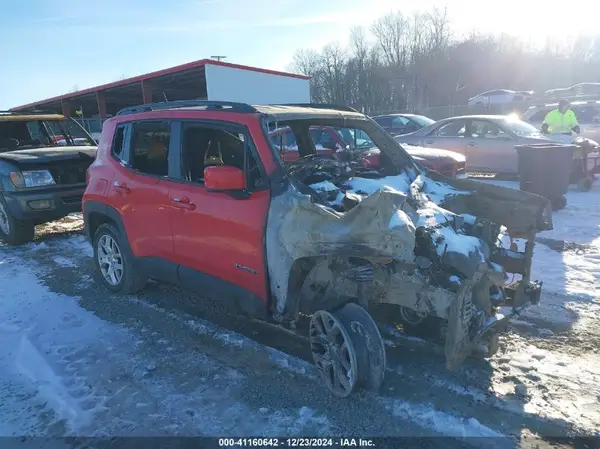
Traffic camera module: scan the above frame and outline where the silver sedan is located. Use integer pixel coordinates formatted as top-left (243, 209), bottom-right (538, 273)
top-left (395, 115), bottom-right (552, 174)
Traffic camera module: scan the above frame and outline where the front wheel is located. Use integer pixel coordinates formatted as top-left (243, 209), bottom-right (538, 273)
top-left (0, 195), bottom-right (35, 245)
top-left (93, 223), bottom-right (146, 294)
top-left (309, 303), bottom-right (386, 397)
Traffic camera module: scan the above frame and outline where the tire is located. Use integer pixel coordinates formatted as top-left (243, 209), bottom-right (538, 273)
top-left (308, 303), bottom-right (386, 397)
top-left (335, 302), bottom-right (386, 393)
top-left (0, 195), bottom-right (35, 245)
top-left (92, 222), bottom-right (146, 294)
top-left (551, 195), bottom-right (567, 211)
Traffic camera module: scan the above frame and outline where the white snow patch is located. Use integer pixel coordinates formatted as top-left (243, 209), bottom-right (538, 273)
top-left (52, 256), bottom-right (78, 268)
top-left (434, 225), bottom-right (485, 260)
top-left (382, 397), bottom-right (505, 438)
top-left (309, 181), bottom-right (338, 192)
top-left (344, 172), bottom-right (412, 196)
top-left (388, 208), bottom-right (413, 231)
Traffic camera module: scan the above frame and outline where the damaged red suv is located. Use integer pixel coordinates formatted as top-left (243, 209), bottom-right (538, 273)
top-left (83, 101), bottom-right (552, 397)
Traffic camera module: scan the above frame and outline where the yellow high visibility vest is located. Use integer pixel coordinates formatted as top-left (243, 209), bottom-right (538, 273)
top-left (543, 109), bottom-right (578, 133)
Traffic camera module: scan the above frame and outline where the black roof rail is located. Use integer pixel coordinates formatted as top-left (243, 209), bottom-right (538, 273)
top-left (116, 100), bottom-right (258, 116)
top-left (272, 103), bottom-right (359, 113)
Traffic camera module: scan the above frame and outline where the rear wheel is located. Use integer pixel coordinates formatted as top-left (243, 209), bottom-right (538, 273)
top-left (0, 195), bottom-right (35, 245)
top-left (93, 223), bottom-right (146, 294)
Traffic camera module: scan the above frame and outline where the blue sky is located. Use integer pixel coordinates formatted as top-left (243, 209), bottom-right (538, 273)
top-left (1, 0), bottom-right (597, 109)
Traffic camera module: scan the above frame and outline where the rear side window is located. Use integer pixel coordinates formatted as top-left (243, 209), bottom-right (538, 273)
top-left (111, 125), bottom-right (126, 161)
top-left (130, 121), bottom-right (171, 177)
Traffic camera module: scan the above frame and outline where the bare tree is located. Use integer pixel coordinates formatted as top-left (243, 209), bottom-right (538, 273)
top-left (286, 6), bottom-right (600, 115)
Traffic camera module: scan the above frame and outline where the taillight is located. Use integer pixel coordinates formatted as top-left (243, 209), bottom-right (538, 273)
top-left (86, 168), bottom-right (91, 185)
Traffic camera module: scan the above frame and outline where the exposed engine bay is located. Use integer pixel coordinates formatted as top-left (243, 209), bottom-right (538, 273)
top-left (264, 116), bottom-right (553, 368)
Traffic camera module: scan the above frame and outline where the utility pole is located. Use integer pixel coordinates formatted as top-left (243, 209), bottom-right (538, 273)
top-left (210, 56), bottom-right (227, 62)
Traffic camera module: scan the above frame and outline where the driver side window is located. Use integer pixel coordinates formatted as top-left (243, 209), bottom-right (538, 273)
top-left (180, 122), bottom-right (264, 190)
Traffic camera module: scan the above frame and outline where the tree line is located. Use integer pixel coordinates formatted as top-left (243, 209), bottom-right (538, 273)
top-left (287, 8), bottom-right (600, 115)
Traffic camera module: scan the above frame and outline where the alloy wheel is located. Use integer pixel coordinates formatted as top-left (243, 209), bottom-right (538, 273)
top-left (97, 234), bottom-right (124, 286)
top-left (309, 310), bottom-right (358, 397)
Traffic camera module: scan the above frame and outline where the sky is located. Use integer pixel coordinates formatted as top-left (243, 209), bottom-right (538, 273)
top-left (1, 0), bottom-right (599, 109)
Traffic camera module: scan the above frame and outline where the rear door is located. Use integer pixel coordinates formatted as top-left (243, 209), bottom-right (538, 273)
top-left (167, 120), bottom-right (271, 304)
top-left (465, 119), bottom-right (518, 174)
top-left (105, 120), bottom-right (175, 268)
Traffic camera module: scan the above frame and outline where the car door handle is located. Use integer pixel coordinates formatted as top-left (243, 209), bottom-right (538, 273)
top-left (467, 142), bottom-right (476, 146)
top-left (112, 181), bottom-right (130, 193)
top-left (426, 140), bottom-right (434, 144)
top-left (171, 197), bottom-right (196, 210)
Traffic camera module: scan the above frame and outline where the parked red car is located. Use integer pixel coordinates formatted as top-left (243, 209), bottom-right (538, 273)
top-left (269, 125), bottom-right (466, 178)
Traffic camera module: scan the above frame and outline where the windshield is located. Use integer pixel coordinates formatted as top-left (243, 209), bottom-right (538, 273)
top-left (0, 118), bottom-right (95, 152)
top-left (502, 118), bottom-right (542, 137)
top-left (411, 115), bottom-right (435, 127)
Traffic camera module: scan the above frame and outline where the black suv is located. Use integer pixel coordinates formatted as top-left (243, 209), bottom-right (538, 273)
top-left (0, 112), bottom-right (97, 244)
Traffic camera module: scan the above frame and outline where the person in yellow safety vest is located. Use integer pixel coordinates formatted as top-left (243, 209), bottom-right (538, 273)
top-left (541, 99), bottom-right (585, 179)
top-left (541, 99), bottom-right (581, 141)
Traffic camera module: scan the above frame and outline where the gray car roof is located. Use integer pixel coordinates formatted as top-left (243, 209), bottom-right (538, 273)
top-left (438, 114), bottom-right (511, 121)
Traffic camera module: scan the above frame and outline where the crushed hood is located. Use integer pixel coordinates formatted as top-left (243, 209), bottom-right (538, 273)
top-left (280, 156), bottom-right (552, 282)
top-left (0, 146), bottom-right (97, 165)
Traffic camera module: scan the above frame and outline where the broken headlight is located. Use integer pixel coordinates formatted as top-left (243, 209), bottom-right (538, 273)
top-left (9, 170), bottom-right (56, 188)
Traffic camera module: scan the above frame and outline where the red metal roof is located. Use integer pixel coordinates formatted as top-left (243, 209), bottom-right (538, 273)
top-left (11, 59), bottom-right (310, 110)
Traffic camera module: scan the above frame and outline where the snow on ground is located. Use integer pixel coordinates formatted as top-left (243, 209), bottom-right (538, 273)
top-left (476, 179), bottom-right (600, 436)
top-left (1, 175), bottom-right (600, 444)
top-left (0, 249), bottom-right (336, 437)
top-left (0, 229), bottom-right (487, 442)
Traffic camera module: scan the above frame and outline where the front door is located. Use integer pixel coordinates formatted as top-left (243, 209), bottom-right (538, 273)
top-left (168, 120), bottom-right (271, 304)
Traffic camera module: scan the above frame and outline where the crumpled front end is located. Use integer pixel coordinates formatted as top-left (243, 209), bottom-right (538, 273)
top-left (265, 156), bottom-right (552, 368)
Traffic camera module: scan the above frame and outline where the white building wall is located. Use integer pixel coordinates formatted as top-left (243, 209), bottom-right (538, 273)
top-left (204, 64), bottom-right (310, 104)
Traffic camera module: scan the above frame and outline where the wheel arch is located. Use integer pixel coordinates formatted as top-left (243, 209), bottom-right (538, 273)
top-left (280, 255), bottom-right (377, 321)
top-left (83, 200), bottom-right (127, 244)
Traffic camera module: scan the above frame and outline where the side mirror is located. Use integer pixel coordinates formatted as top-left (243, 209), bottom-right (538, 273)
top-left (204, 166), bottom-right (246, 191)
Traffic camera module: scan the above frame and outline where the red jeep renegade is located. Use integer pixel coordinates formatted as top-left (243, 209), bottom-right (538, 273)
top-left (83, 101), bottom-right (551, 397)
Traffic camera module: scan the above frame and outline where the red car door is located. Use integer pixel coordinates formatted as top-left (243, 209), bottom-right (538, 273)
top-left (106, 121), bottom-right (174, 260)
top-left (168, 121), bottom-right (270, 304)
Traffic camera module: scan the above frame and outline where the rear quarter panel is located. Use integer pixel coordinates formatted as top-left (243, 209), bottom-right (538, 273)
top-left (83, 119), bottom-right (114, 204)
